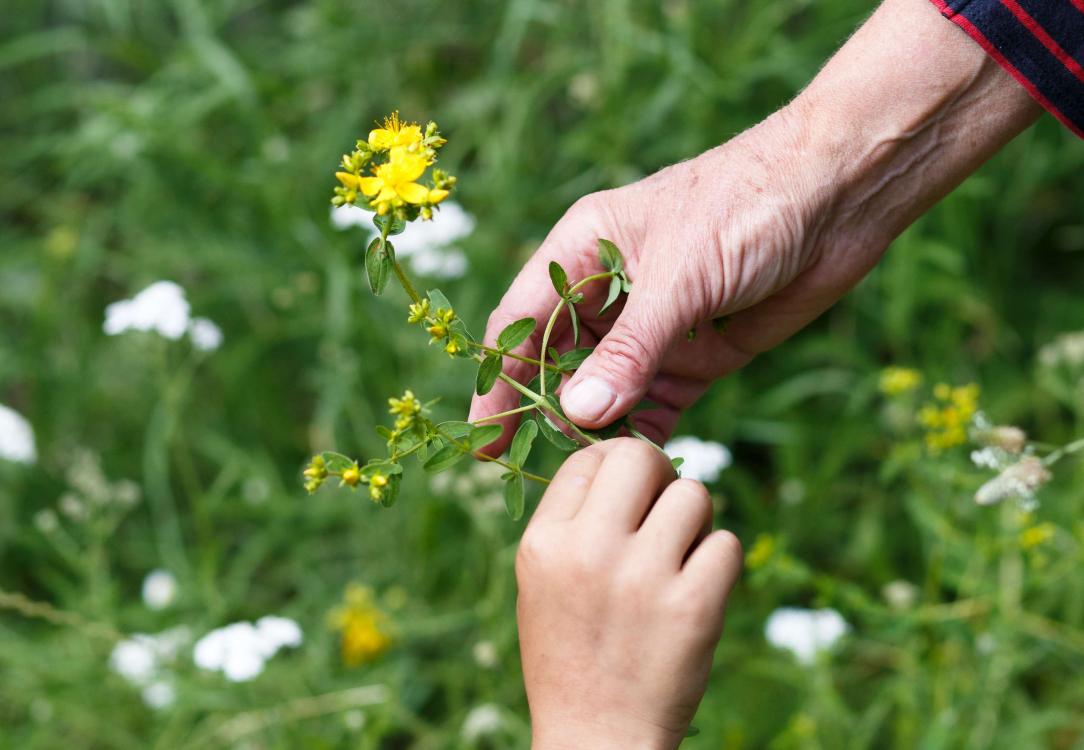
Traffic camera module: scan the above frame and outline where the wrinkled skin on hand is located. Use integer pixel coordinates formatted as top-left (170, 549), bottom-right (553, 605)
top-left (469, 107), bottom-right (890, 451)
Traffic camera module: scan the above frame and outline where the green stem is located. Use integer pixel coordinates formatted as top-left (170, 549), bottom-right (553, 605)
top-left (1042, 437), bottom-right (1084, 467)
top-left (434, 425), bottom-right (550, 485)
top-left (379, 219), bottom-right (423, 305)
top-left (470, 404), bottom-right (537, 424)
top-left (538, 272), bottom-right (613, 398)
top-left (472, 341), bottom-right (560, 372)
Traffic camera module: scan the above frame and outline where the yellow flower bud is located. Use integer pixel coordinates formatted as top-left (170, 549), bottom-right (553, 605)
top-left (427, 324), bottom-right (447, 339)
top-left (444, 340), bottom-right (459, 355)
top-left (342, 465), bottom-right (361, 487)
top-left (427, 188), bottom-right (449, 205)
top-left (407, 300), bottom-right (430, 324)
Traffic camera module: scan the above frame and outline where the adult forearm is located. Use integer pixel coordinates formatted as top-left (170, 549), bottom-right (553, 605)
top-left (790, 0), bottom-right (1041, 249)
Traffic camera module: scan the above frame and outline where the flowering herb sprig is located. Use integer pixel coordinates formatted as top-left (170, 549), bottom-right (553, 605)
top-left (307, 112), bottom-right (658, 519)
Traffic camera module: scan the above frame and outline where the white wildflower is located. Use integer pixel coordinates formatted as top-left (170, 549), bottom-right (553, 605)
top-left (881, 580), bottom-right (918, 610)
top-left (342, 709), bottom-right (367, 731)
top-left (974, 457), bottom-right (1051, 507)
top-left (193, 617), bottom-right (302, 682)
top-left (356, 201), bottom-right (475, 278)
top-left (664, 436), bottom-right (732, 483)
top-left (141, 680), bottom-right (176, 710)
top-left (765, 607), bottom-right (850, 665)
top-left (970, 448), bottom-right (1002, 470)
top-left (104, 281), bottom-right (191, 340)
top-left (188, 317), bottom-right (223, 351)
top-left (330, 204), bottom-right (369, 230)
top-left (141, 569), bottom-right (178, 611)
top-left (472, 640), bottom-right (499, 669)
top-left (109, 627), bottom-right (190, 686)
top-left (0, 403), bottom-right (36, 464)
top-left (33, 510), bottom-right (58, 534)
top-left (58, 493), bottom-right (87, 522)
top-left (462, 703), bottom-right (503, 742)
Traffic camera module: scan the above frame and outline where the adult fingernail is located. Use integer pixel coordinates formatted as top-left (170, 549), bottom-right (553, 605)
top-left (561, 377), bottom-right (616, 423)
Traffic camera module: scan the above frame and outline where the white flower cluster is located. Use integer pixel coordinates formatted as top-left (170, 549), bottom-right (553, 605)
top-left (1038, 330), bottom-right (1084, 368)
top-left (974, 456), bottom-right (1051, 510)
top-left (663, 435), bottom-right (732, 483)
top-left (331, 200), bottom-right (475, 279)
top-left (109, 626), bottom-right (190, 710)
top-left (0, 403), bottom-right (36, 464)
top-left (103, 280), bottom-right (222, 351)
top-left (461, 703), bottom-right (503, 742)
top-left (765, 607), bottom-right (850, 665)
top-left (193, 616), bottom-right (303, 682)
top-left (141, 569), bottom-right (178, 611)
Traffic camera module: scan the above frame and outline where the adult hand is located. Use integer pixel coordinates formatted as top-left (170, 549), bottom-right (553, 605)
top-left (516, 439), bottom-right (742, 750)
top-left (469, 0), bottom-right (1038, 453)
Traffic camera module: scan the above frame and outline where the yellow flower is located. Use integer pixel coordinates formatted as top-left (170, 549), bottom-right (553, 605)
top-left (407, 299), bottom-right (430, 324)
top-left (367, 472), bottom-right (389, 502)
top-left (303, 455), bottom-right (328, 494)
top-left (368, 112), bottom-right (424, 152)
top-left (746, 534), bottom-right (776, 570)
top-left (388, 390), bottom-right (422, 418)
top-left (358, 148), bottom-right (431, 214)
top-left (879, 367), bottom-right (922, 396)
top-left (328, 585), bottom-right (393, 667)
top-left (1020, 522), bottom-right (1056, 550)
top-left (444, 340), bottom-right (460, 356)
top-left (427, 188), bottom-right (450, 205)
top-left (920, 382), bottom-right (980, 452)
top-left (341, 463), bottom-right (361, 488)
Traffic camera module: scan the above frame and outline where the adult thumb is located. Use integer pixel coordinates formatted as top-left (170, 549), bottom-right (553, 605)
top-left (559, 289), bottom-right (684, 428)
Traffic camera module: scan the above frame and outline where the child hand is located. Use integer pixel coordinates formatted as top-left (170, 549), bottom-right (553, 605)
top-left (516, 438), bottom-right (743, 750)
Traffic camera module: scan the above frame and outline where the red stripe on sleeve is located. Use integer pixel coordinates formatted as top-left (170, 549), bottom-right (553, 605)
top-left (929, 0), bottom-right (1084, 138)
top-left (1070, 0), bottom-right (1084, 16)
top-left (999, 0), bottom-right (1084, 84)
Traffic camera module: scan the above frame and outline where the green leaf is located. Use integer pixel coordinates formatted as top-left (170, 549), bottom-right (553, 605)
top-left (497, 317), bottom-right (536, 351)
top-left (504, 473), bottom-right (525, 520)
top-left (684, 725), bottom-right (700, 738)
top-left (427, 288), bottom-right (476, 340)
top-left (671, 456), bottom-right (685, 472)
top-left (558, 348), bottom-right (592, 371)
top-left (597, 238), bottom-right (624, 273)
top-left (566, 300), bottom-right (580, 346)
top-left (509, 419), bottom-right (539, 467)
top-left (380, 473), bottom-right (402, 507)
top-left (534, 410), bottom-right (580, 452)
top-left (436, 420), bottom-right (472, 439)
top-left (620, 274), bottom-right (632, 294)
top-left (427, 288), bottom-right (453, 310)
top-left (598, 275), bottom-right (623, 316)
top-left (523, 370), bottom-right (562, 404)
top-left (318, 451), bottom-right (356, 473)
top-left (424, 444), bottom-right (468, 473)
top-left (365, 238), bottom-right (392, 295)
top-left (468, 424), bottom-right (504, 450)
top-left (548, 261), bottom-right (568, 294)
top-left (476, 354), bottom-right (502, 396)
top-left (373, 212), bottom-right (406, 236)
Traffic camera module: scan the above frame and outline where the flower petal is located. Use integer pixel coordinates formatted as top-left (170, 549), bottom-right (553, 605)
top-left (336, 172), bottom-right (360, 189)
top-left (368, 129), bottom-right (395, 151)
top-left (357, 176), bottom-right (383, 197)
top-left (396, 182), bottom-right (430, 205)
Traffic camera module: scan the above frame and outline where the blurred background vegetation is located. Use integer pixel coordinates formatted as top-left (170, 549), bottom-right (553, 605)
top-left (3, 0), bottom-right (1084, 747)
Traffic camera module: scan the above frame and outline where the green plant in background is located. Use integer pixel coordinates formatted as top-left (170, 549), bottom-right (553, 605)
top-left (304, 112), bottom-right (659, 519)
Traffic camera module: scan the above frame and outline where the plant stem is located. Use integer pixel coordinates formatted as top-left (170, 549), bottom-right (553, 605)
top-left (539, 272), bottom-right (613, 398)
top-left (470, 404), bottom-right (537, 424)
top-left (1042, 437), bottom-right (1084, 467)
top-left (379, 219), bottom-right (423, 305)
top-left (472, 341), bottom-right (560, 372)
top-left (434, 425), bottom-right (550, 485)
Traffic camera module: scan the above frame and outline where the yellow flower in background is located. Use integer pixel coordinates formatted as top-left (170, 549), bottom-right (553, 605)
top-left (879, 367), bottom-right (922, 396)
top-left (328, 585), bottom-right (393, 667)
top-left (1019, 522), bottom-right (1056, 550)
top-left (919, 382), bottom-right (980, 451)
top-left (746, 534), bottom-right (776, 570)
top-left (368, 111), bottom-right (424, 152)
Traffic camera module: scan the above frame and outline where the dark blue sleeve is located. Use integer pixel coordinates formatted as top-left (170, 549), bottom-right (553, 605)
top-left (931, 0), bottom-right (1084, 138)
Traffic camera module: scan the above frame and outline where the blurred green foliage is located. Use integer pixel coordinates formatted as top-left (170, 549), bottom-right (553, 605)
top-left (2, 0), bottom-right (1084, 747)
